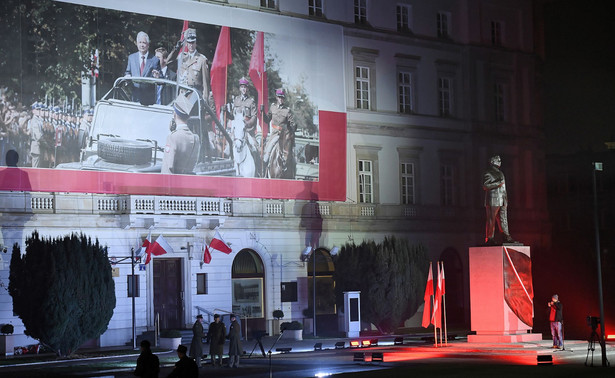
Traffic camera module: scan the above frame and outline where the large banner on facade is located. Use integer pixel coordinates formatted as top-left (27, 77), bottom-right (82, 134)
top-left (0, 0), bottom-right (346, 200)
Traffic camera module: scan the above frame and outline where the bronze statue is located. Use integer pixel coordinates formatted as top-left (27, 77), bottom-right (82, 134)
top-left (483, 155), bottom-right (517, 245)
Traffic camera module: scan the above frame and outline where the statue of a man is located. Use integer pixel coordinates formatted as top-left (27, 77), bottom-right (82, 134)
top-left (483, 155), bottom-right (517, 245)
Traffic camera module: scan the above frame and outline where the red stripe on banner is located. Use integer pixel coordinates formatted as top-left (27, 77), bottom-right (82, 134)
top-left (0, 111), bottom-right (346, 201)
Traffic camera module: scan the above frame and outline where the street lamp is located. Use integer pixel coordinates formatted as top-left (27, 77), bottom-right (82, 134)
top-left (591, 161), bottom-right (607, 367)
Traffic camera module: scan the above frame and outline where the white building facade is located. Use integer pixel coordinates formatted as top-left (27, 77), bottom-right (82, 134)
top-left (0, 0), bottom-right (549, 348)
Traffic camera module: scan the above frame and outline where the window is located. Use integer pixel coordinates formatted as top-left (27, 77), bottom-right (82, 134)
top-left (438, 77), bottom-right (453, 117)
top-left (437, 12), bottom-right (450, 38)
top-left (261, 0), bottom-right (276, 9)
top-left (401, 162), bottom-right (415, 204)
top-left (491, 20), bottom-right (502, 46)
top-left (309, 0), bottom-right (323, 17)
top-left (358, 159), bottom-right (373, 203)
top-left (494, 82), bottom-right (505, 122)
top-left (354, 0), bottom-right (367, 24)
top-left (397, 4), bottom-right (411, 31)
top-left (441, 164), bottom-right (455, 205)
top-left (355, 66), bottom-right (370, 110)
top-left (127, 275), bottom-right (140, 297)
top-left (398, 71), bottom-right (413, 114)
top-left (197, 273), bottom-right (208, 294)
top-left (281, 281), bottom-right (298, 302)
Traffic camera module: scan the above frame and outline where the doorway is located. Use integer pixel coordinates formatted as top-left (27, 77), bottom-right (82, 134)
top-left (153, 258), bottom-right (183, 329)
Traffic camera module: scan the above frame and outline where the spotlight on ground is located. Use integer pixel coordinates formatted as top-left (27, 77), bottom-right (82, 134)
top-left (370, 338), bottom-right (378, 346)
top-left (537, 355), bottom-right (553, 365)
top-left (349, 340), bottom-right (360, 348)
top-left (353, 352), bottom-right (366, 362)
top-left (314, 342), bottom-right (322, 351)
top-left (371, 352), bottom-right (384, 362)
top-left (276, 347), bottom-right (292, 354)
top-left (334, 341), bottom-right (345, 349)
top-left (394, 337), bottom-right (404, 345)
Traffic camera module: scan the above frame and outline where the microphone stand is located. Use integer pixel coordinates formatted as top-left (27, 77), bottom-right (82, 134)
top-left (268, 329), bottom-right (285, 378)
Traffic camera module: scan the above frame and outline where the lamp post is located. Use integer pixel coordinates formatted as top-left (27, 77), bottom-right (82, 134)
top-left (591, 162), bottom-right (607, 367)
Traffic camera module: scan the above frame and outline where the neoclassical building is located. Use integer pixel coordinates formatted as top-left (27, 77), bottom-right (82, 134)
top-left (0, 0), bottom-right (549, 347)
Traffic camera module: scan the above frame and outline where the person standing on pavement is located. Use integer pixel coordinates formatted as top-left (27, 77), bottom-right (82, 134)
top-left (227, 314), bottom-right (242, 368)
top-left (548, 294), bottom-right (563, 349)
top-left (167, 344), bottom-right (198, 378)
top-left (207, 314), bottom-right (226, 367)
top-left (133, 339), bottom-right (160, 378)
top-left (189, 314), bottom-right (205, 367)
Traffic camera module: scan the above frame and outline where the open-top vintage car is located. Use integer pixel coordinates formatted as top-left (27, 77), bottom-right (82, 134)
top-left (57, 76), bottom-right (234, 175)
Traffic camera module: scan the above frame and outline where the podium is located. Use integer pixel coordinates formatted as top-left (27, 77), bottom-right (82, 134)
top-left (468, 246), bottom-right (542, 343)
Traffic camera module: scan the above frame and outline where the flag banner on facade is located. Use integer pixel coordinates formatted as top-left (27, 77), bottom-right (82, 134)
top-left (203, 245), bottom-right (212, 264)
top-left (209, 230), bottom-right (231, 254)
top-left (432, 261), bottom-right (443, 329)
top-left (150, 235), bottom-right (173, 256)
top-left (422, 261), bottom-right (434, 328)
top-left (139, 231), bottom-right (152, 264)
top-left (210, 26), bottom-right (232, 119)
top-left (249, 31), bottom-right (268, 138)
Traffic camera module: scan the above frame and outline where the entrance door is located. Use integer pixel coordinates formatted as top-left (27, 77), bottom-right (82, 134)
top-left (153, 258), bottom-right (183, 330)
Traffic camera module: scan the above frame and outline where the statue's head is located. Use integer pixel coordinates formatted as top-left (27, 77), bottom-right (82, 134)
top-left (489, 155), bottom-right (501, 167)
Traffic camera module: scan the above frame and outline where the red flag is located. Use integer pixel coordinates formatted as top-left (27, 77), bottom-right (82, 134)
top-left (210, 26), bottom-right (232, 119)
top-left (422, 262), bottom-right (434, 328)
top-left (249, 31), bottom-right (268, 139)
top-left (139, 231), bottom-right (152, 264)
top-left (203, 245), bottom-right (212, 264)
top-left (209, 230), bottom-right (232, 254)
top-left (179, 20), bottom-right (189, 53)
top-left (149, 235), bottom-right (173, 256)
top-left (432, 261), bottom-right (443, 328)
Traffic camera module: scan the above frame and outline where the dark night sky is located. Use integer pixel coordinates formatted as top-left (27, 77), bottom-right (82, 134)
top-left (542, 0), bottom-right (615, 154)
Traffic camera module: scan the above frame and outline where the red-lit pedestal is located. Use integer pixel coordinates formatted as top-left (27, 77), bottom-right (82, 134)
top-left (468, 246), bottom-right (542, 343)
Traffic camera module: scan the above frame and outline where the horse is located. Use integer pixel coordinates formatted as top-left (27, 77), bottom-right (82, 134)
top-left (264, 133), bottom-right (295, 179)
top-left (230, 112), bottom-right (256, 177)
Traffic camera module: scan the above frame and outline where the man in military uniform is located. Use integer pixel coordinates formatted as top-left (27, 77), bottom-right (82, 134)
top-left (29, 102), bottom-right (46, 168)
top-left (228, 77), bottom-right (261, 174)
top-left (483, 155), bottom-right (517, 245)
top-left (161, 94), bottom-right (200, 174)
top-left (176, 28), bottom-right (209, 97)
top-left (262, 88), bottom-right (296, 179)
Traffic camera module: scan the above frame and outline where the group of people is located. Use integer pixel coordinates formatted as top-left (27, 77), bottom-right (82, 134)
top-left (134, 313), bottom-right (242, 378)
top-left (129, 29), bottom-right (297, 178)
top-left (0, 88), bottom-right (93, 168)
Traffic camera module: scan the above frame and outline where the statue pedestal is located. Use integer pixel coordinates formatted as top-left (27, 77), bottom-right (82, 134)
top-left (468, 246), bottom-right (542, 343)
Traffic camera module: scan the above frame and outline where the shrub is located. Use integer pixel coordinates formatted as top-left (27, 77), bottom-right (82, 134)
top-left (272, 310), bottom-right (284, 319)
top-left (1, 324), bottom-right (14, 335)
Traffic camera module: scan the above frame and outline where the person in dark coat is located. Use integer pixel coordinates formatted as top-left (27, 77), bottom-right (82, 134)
top-left (134, 340), bottom-right (160, 378)
top-left (227, 314), bottom-right (242, 368)
top-left (167, 344), bottom-right (198, 378)
top-left (189, 314), bottom-right (205, 367)
top-left (207, 314), bottom-right (226, 367)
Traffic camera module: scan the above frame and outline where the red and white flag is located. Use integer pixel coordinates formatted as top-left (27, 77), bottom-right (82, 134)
top-left (139, 231), bottom-right (152, 264)
top-left (209, 230), bottom-right (232, 254)
top-left (440, 261), bottom-right (446, 296)
top-left (432, 261), bottom-right (443, 328)
top-left (422, 262), bottom-right (434, 328)
top-left (249, 31), bottom-right (268, 138)
top-left (210, 26), bottom-right (232, 119)
top-left (203, 245), bottom-right (212, 264)
top-left (149, 235), bottom-right (173, 256)
top-left (179, 20), bottom-right (189, 54)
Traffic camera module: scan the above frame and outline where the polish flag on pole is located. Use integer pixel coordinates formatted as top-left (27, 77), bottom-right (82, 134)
top-left (249, 31), bottom-right (268, 139)
top-left (138, 231), bottom-right (152, 264)
top-left (210, 26), bottom-right (232, 120)
top-left (203, 245), bottom-right (212, 264)
top-left (422, 262), bottom-right (434, 328)
top-left (432, 261), bottom-right (443, 329)
top-left (209, 230), bottom-right (232, 254)
top-left (179, 20), bottom-right (189, 53)
top-left (149, 235), bottom-right (173, 256)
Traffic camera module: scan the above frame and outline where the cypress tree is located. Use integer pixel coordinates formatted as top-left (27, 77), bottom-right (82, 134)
top-left (8, 232), bottom-right (116, 356)
top-left (334, 236), bottom-right (428, 333)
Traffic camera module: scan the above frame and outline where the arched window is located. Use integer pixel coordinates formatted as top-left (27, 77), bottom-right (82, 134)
top-left (232, 249), bottom-right (264, 319)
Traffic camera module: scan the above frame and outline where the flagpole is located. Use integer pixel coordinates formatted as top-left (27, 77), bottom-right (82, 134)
top-left (432, 294), bottom-right (437, 347)
top-left (442, 262), bottom-right (448, 346)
